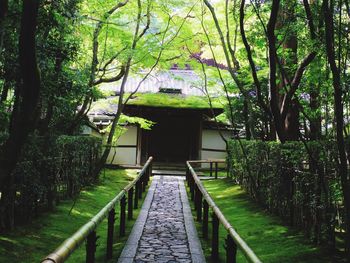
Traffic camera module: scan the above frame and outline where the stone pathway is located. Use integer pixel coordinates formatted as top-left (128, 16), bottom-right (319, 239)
top-left (118, 176), bottom-right (205, 263)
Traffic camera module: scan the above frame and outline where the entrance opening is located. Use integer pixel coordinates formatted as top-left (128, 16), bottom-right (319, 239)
top-left (141, 111), bottom-right (200, 164)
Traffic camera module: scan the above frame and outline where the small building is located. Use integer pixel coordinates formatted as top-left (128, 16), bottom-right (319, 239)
top-left (89, 69), bottom-right (232, 166)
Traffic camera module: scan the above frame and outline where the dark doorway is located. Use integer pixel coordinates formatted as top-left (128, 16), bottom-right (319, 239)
top-left (141, 110), bottom-right (200, 164)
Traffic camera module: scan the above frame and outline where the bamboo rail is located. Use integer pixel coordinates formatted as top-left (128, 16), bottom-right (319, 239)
top-left (41, 157), bottom-right (153, 263)
top-left (189, 159), bottom-right (226, 178)
top-left (186, 160), bottom-right (262, 263)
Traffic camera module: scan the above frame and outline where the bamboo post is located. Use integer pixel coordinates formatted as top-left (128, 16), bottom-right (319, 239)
top-left (134, 184), bottom-right (139, 209)
top-left (194, 184), bottom-right (198, 210)
top-left (86, 231), bottom-right (97, 263)
top-left (119, 196), bottom-right (126, 237)
top-left (190, 176), bottom-right (195, 201)
top-left (106, 208), bottom-right (115, 260)
top-left (203, 200), bottom-right (209, 238)
top-left (128, 188), bottom-right (134, 219)
top-left (142, 173), bottom-right (147, 192)
top-left (186, 166), bottom-right (190, 186)
top-left (197, 189), bottom-right (202, 222)
top-left (212, 212), bottom-right (219, 260)
top-left (225, 234), bottom-right (237, 263)
top-left (138, 181), bottom-right (142, 199)
top-left (148, 163), bottom-right (152, 181)
top-left (210, 162), bottom-right (213, 177)
top-left (215, 162), bottom-right (218, 179)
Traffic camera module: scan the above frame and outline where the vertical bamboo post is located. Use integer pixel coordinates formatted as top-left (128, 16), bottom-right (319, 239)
top-left (128, 188), bottom-right (134, 219)
top-left (106, 208), bottom-right (115, 260)
top-left (186, 166), bottom-right (189, 184)
top-left (210, 162), bottom-right (213, 177)
top-left (190, 176), bottom-right (195, 201)
top-left (134, 184), bottom-right (139, 209)
top-left (142, 172), bottom-right (147, 192)
top-left (194, 184), bottom-right (198, 210)
top-left (119, 196), bottom-right (126, 237)
top-left (212, 212), bottom-right (219, 260)
top-left (138, 180), bottom-right (142, 199)
top-left (203, 200), bottom-right (209, 238)
top-left (197, 190), bottom-right (202, 222)
top-left (215, 162), bottom-right (218, 179)
top-left (86, 231), bottom-right (97, 263)
top-left (148, 163), bottom-right (152, 181)
top-left (225, 234), bottom-right (237, 263)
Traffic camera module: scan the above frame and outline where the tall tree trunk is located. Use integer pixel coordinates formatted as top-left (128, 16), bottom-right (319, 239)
top-left (278, 0), bottom-right (299, 141)
top-left (309, 83), bottom-right (322, 140)
top-left (324, 0), bottom-right (350, 256)
top-left (267, 0), bottom-right (287, 142)
top-left (0, 0), bottom-right (8, 52)
top-left (243, 97), bottom-right (251, 140)
top-left (0, 0), bottom-right (41, 230)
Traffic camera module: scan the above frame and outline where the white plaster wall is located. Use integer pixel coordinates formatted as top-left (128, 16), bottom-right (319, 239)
top-left (118, 126), bottom-right (137, 145)
top-left (107, 147), bottom-right (137, 165)
top-left (202, 129), bottom-right (230, 150)
top-left (106, 126), bottom-right (138, 165)
top-left (201, 129), bottom-right (231, 168)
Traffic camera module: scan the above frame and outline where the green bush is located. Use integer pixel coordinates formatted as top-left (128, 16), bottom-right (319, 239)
top-left (227, 139), bottom-right (341, 247)
top-left (13, 135), bottom-right (102, 223)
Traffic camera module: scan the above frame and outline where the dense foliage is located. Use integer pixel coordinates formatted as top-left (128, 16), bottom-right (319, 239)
top-left (0, 0), bottom-right (349, 259)
top-left (228, 139), bottom-right (343, 249)
top-left (12, 135), bottom-right (101, 224)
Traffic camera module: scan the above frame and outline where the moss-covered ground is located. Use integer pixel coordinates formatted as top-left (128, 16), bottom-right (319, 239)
top-left (190, 178), bottom-right (339, 263)
top-left (0, 168), bottom-right (146, 263)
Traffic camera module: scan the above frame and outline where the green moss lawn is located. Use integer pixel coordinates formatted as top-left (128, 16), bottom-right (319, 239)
top-left (193, 178), bottom-right (338, 263)
top-left (0, 169), bottom-right (146, 263)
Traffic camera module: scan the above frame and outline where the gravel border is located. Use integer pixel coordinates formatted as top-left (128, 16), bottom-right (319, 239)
top-left (178, 178), bottom-right (206, 263)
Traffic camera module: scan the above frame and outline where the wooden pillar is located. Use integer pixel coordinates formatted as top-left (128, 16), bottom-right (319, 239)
top-left (190, 176), bottom-right (195, 201)
top-left (203, 200), bottom-right (209, 238)
top-left (210, 162), bottom-right (213, 177)
top-left (106, 208), bottom-right (115, 260)
top-left (186, 167), bottom-right (189, 185)
top-left (138, 181), bottom-right (142, 199)
top-left (128, 188), bottom-right (134, 220)
top-left (86, 231), bottom-right (97, 263)
top-left (149, 163), bottom-right (153, 179)
top-left (194, 184), bottom-right (198, 210)
top-left (142, 173), bottom-right (147, 192)
top-left (211, 212), bottom-right (219, 260)
top-left (215, 162), bottom-right (218, 179)
top-left (196, 189), bottom-right (202, 222)
top-left (134, 184), bottom-right (139, 209)
top-left (225, 234), bottom-right (237, 263)
top-left (119, 196), bottom-right (126, 237)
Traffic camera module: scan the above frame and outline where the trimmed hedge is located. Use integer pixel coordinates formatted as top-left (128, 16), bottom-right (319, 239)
top-left (227, 140), bottom-right (342, 248)
top-left (13, 135), bottom-right (102, 223)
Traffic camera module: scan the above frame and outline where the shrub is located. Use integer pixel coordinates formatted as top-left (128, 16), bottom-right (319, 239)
top-left (228, 139), bottom-right (341, 247)
top-left (13, 135), bottom-right (102, 223)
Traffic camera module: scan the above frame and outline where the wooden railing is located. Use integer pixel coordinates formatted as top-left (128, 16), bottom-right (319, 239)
top-left (189, 159), bottom-right (226, 178)
top-left (41, 157), bottom-right (153, 263)
top-left (186, 160), bottom-right (262, 263)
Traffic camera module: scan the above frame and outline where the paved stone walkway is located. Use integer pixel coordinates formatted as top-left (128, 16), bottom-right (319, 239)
top-left (118, 176), bottom-right (205, 263)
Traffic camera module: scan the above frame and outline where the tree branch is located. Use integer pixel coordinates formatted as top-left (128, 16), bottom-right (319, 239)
top-left (240, 0), bottom-right (271, 117)
top-left (93, 65), bottom-right (125, 86)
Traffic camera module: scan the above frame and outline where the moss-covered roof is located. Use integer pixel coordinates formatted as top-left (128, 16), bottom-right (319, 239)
top-left (127, 93), bottom-right (223, 109)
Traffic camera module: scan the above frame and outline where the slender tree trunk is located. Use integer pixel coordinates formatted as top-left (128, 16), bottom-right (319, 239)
top-left (0, 0), bottom-right (8, 52)
top-left (267, 0), bottom-right (287, 142)
top-left (243, 97), bottom-right (251, 140)
top-left (0, 0), bottom-right (41, 230)
top-left (324, 0), bottom-right (350, 255)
